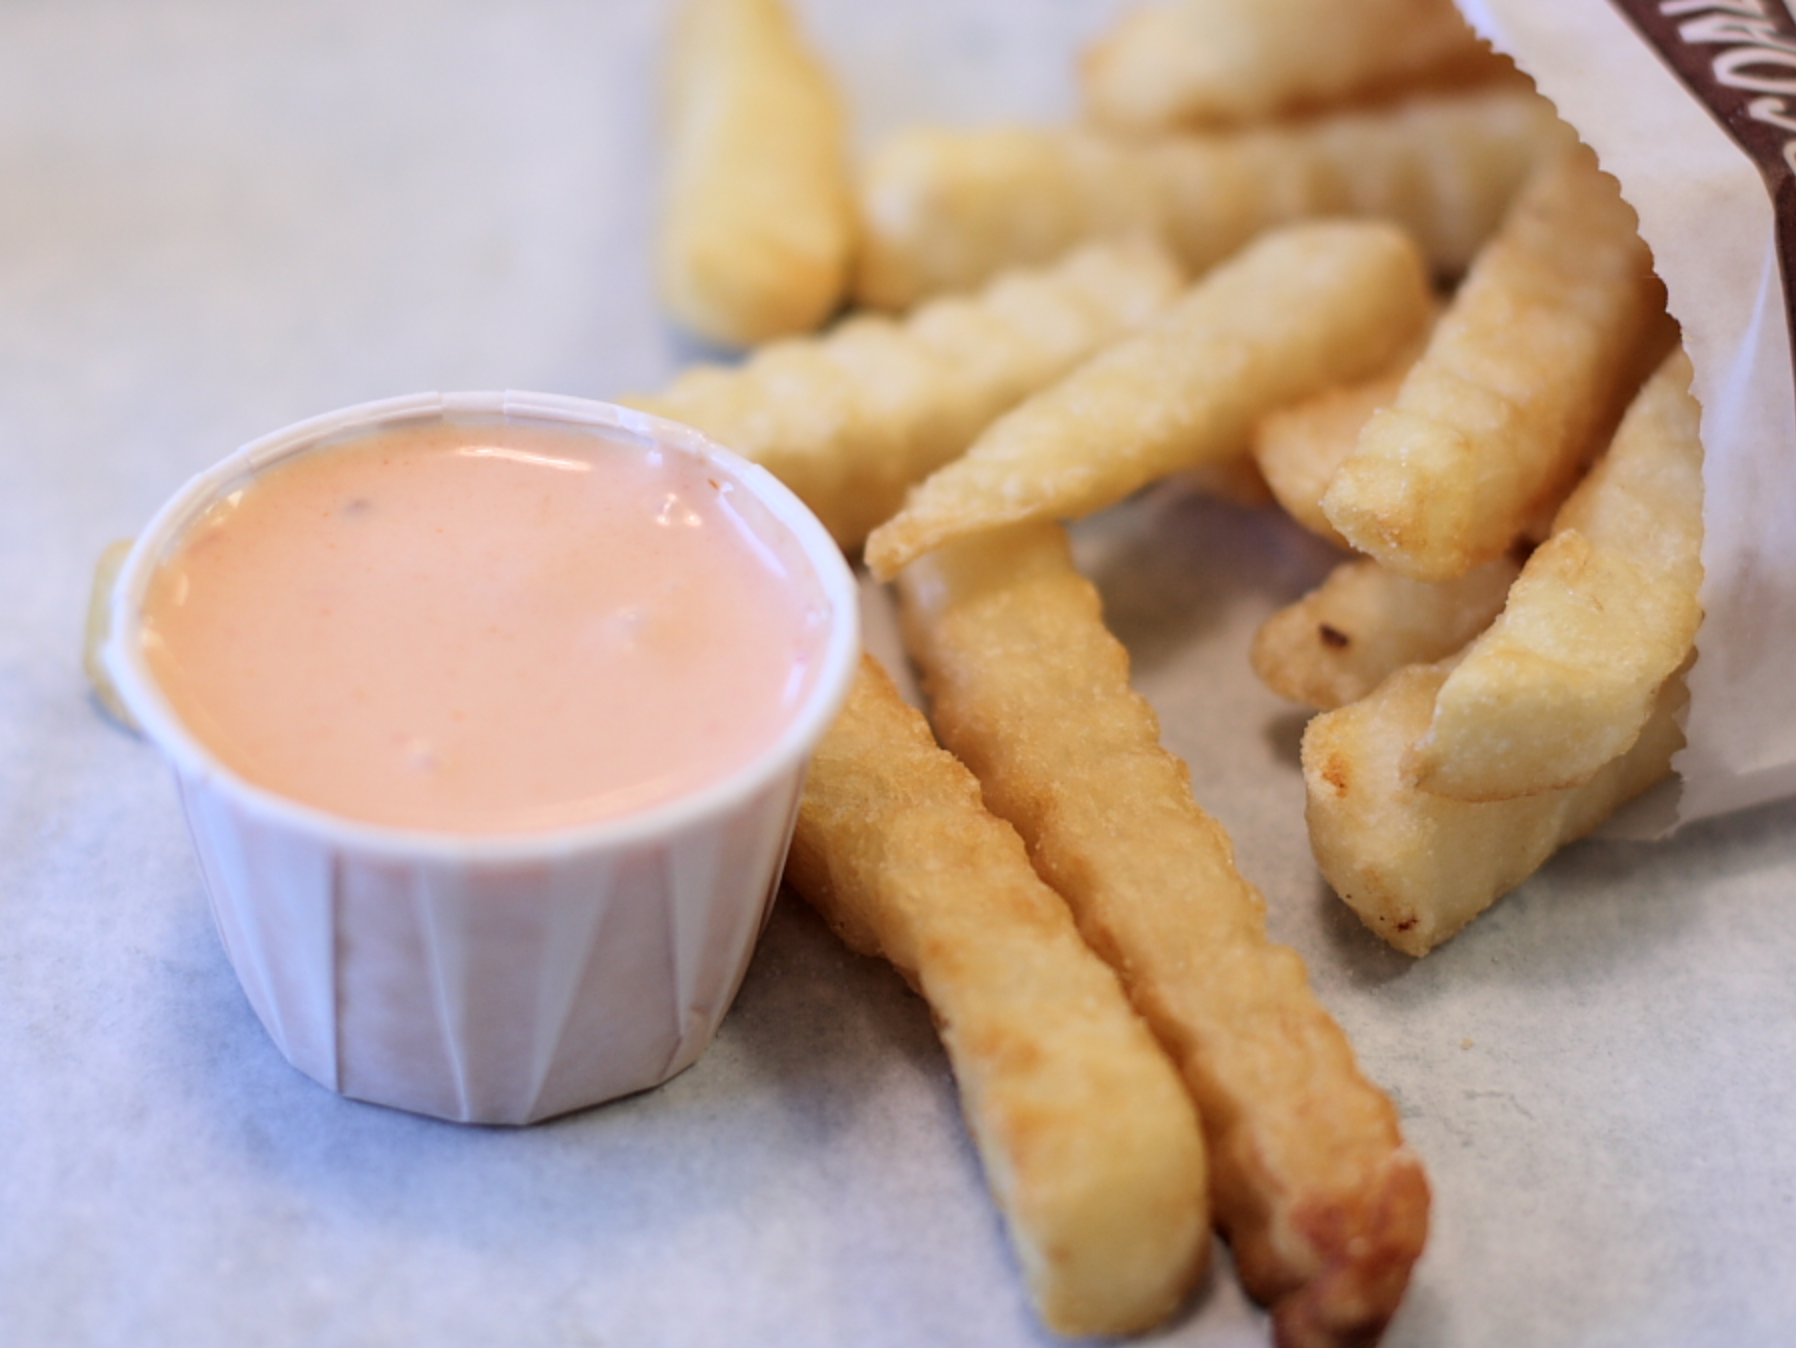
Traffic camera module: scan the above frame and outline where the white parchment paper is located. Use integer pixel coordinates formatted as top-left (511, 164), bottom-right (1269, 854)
top-left (1464, 0), bottom-right (1796, 824)
top-left (3, 4), bottom-right (1795, 1348)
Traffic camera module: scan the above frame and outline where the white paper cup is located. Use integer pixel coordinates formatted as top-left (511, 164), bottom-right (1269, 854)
top-left (104, 392), bottom-right (860, 1125)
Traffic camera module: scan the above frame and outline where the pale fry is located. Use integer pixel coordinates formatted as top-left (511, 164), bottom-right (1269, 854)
top-left (1252, 554), bottom-right (1521, 711)
top-left (865, 221), bottom-right (1432, 580)
top-left (1251, 315), bottom-right (1435, 548)
top-left (1408, 349), bottom-right (1705, 800)
top-left (785, 657), bottom-right (1211, 1338)
top-left (1081, 0), bottom-right (1492, 132)
top-left (83, 538), bottom-right (138, 732)
top-left (1321, 144), bottom-right (1668, 581)
top-left (626, 238), bottom-right (1184, 550)
top-left (658, 0), bottom-right (854, 345)
top-left (1304, 659), bottom-right (1688, 956)
top-left (898, 525), bottom-right (1429, 1348)
top-left (1254, 370), bottom-right (1406, 550)
top-left (854, 83), bottom-right (1564, 310)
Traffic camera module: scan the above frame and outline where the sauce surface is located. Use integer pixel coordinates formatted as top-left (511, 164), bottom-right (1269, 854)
top-left (142, 419), bottom-right (827, 833)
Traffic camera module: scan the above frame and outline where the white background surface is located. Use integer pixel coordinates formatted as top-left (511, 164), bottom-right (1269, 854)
top-left (4, 2), bottom-right (1795, 1345)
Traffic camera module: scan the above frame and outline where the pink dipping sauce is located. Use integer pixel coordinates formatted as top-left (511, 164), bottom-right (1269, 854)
top-left (141, 418), bottom-right (828, 834)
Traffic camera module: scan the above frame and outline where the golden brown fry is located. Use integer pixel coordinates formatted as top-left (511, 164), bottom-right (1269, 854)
top-left (898, 526), bottom-right (1428, 1348)
top-left (626, 238), bottom-right (1184, 550)
top-left (1407, 349), bottom-right (1704, 800)
top-left (854, 83), bottom-right (1564, 310)
top-left (1252, 554), bottom-right (1521, 712)
top-left (785, 657), bottom-right (1211, 1337)
top-left (657, 0), bottom-right (854, 345)
top-left (1254, 371), bottom-right (1406, 550)
top-left (865, 221), bottom-right (1432, 580)
top-left (1081, 0), bottom-right (1492, 132)
top-left (1304, 659), bottom-right (1688, 956)
top-left (1251, 313), bottom-right (1436, 547)
top-left (1321, 144), bottom-right (1668, 581)
top-left (1251, 293), bottom-right (1570, 554)
top-left (84, 538), bottom-right (138, 732)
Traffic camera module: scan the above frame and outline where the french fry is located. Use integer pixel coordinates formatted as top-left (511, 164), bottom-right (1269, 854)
top-left (1320, 144), bottom-right (1668, 581)
top-left (1252, 555), bottom-right (1521, 711)
top-left (657, 0), bottom-right (855, 345)
top-left (1251, 315), bottom-right (1436, 548)
top-left (785, 657), bottom-right (1212, 1338)
top-left (1406, 349), bottom-right (1704, 800)
top-left (83, 538), bottom-right (138, 732)
top-left (1081, 0), bottom-right (1494, 133)
top-left (626, 238), bottom-right (1184, 550)
top-left (854, 83), bottom-right (1564, 310)
top-left (1253, 372), bottom-right (1406, 551)
top-left (1304, 659), bottom-right (1688, 956)
top-left (898, 526), bottom-right (1429, 1348)
top-left (864, 220), bottom-right (1432, 581)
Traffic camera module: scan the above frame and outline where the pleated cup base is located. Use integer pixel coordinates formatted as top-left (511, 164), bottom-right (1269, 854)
top-left (178, 757), bottom-right (800, 1124)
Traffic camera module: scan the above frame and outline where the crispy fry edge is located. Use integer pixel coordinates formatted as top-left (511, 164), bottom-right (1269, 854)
top-left (784, 656), bottom-right (1213, 1338)
top-left (896, 527), bottom-right (1429, 1348)
top-left (864, 219), bottom-right (1434, 580)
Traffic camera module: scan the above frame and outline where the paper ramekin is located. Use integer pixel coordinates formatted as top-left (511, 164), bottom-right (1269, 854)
top-left (103, 392), bottom-right (860, 1125)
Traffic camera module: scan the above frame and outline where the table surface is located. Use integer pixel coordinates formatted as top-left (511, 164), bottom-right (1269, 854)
top-left (4, 3), bottom-right (1794, 1346)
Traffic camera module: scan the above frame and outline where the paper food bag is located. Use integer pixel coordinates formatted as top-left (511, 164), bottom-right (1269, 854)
top-left (1462, 0), bottom-right (1796, 825)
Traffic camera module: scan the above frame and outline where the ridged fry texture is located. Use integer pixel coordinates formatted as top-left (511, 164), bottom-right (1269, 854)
top-left (898, 526), bottom-right (1429, 1348)
top-left (628, 238), bottom-right (1184, 550)
top-left (855, 84), bottom-right (1565, 309)
top-left (786, 657), bottom-right (1212, 1337)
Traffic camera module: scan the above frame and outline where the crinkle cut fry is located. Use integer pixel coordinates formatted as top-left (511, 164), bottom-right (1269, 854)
top-left (1406, 348), bottom-right (1705, 800)
top-left (784, 657), bottom-right (1211, 1339)
top-left (625, 237), bottom-right (1184, 551)
top-left (1250, 306), bottom-right (1437, 549)
top-left (657, 0), bottom-right (854, 345)
top-left (1080, 0), bottom-right (1493, 133)
top-left (854, 83), bottom-right (1565, 310)
top-left (864, 220), bottom-right (1433, 581)
top-left (1303, 658), bottom-right (1689, 956)
top-left (1251, 554), bottom-right (1521, 712)
top-left (897, 526), bottom-right (1428, 1348)
top-left (1321, 142), bottom-right (1669, 582)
